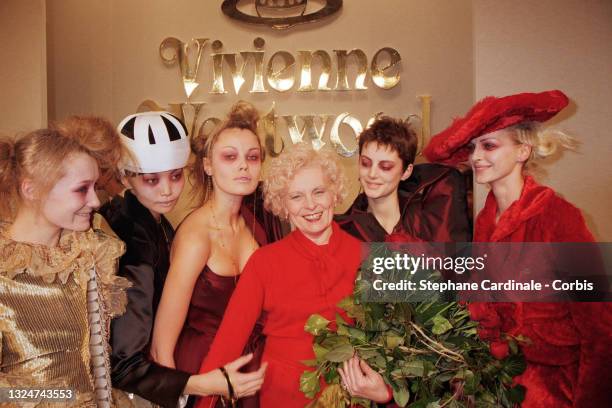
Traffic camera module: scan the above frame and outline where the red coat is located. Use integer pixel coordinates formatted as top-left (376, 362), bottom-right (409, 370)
top-left (195, 222), bottom-right (362, 408)
top-left (470, 176), bottom-right (612, 407)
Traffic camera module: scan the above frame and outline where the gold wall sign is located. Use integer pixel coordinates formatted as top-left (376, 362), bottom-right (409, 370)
top-left (159, 37), bottom-right (401, 97)
top-left (222, 0), bottom-right (342, 30)
top-left (147, 35), bottom-right (432, 158)
top-left (137, 99), bottom-right (431, 159)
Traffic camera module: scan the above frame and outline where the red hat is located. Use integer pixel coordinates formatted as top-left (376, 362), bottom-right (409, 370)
top-left (423, 90), bottom-right (569, 164)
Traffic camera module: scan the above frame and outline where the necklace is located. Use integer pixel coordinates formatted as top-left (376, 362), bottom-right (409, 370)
top-left (210, 204), bottom-right (240, 283)
top-left (158, 218), bottom-right (171, 253)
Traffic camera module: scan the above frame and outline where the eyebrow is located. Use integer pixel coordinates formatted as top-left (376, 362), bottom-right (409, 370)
top-left (218, 146), bottom-right (260, 151)
top-left (360, 154), bottom-right (395, 163)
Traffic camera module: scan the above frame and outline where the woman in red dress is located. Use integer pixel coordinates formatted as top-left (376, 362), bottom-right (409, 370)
top-left (424, 90), bottom-right (612, 407)
top-left (151, 102), bottom-right (283, 407)
top-left (195, 143), bottom-right (373, 407)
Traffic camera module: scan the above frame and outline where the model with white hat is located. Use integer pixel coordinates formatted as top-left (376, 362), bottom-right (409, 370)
top-left (101, 111), bottom-right (265, 408)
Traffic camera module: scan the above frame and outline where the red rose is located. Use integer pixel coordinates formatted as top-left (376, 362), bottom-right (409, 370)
top-left (477, 326), bottom-right (501, 342)
top-left (490, 341), bottom-right (510, 360)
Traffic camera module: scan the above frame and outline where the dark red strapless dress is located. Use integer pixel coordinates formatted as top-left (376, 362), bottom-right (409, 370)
top-left (174, 265), bottom-right (264, 408)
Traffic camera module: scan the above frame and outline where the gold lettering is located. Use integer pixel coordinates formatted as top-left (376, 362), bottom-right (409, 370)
top-left (333, 49), bottom-right (368, 91)
top-left (261, 103), bottom-right (283, 157)
top-left (371, 47), bottom-right (401, 89)
top-left (282, 115), bottom-right (331, 150)
top-left (417, 95), bottom-right (431, 154)
top-left (267, 51), bottom-right (296, 92)
top-left (159, 38), bottom-right (209, 98)
top-left (168, 102), bottom-right (207, 137)
top-left (297, 50), bottom-right (332, 92)
top-left (210, 40), bottom-right (226, 94)
top-left (330, 113), bottom-right (363, 157)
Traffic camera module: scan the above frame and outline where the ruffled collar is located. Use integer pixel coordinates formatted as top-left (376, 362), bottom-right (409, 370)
top-left (0, 225), bottom-right (125, 287)
top-left (475, 176), bottom-right (555, 242)
top-left (288, 221), bottom-right (344, 260)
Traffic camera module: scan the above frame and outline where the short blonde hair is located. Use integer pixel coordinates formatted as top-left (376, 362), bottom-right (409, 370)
top-left (264, 143), bottom-right (346, 219)
top-left (510, 122), bottom-right (578, 171)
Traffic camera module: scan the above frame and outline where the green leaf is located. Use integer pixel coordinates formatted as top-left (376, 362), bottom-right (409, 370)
top-left (408, 397), bottom-right (438, 408)
top-left (348, 327), bottom-right (367, 342)
top-left (337, 323), bottom-right (349, 336)
top-left (356, 348), bottom-right (379, 360)
top-left (337, 296), bottom-right (354, 311)
top-left (301, 359), bottom-right (318, 367)
top-left (351, 397), bottom-right (371, 408)
top-left (401, 360), bottom-right (425, 377)
top-left (431, 315), bottom-right (453, 335)
top-left (299, 370), bottom-right (320, 399)
top-left (503, 354), bottom-right (527, 377)
top-left (435, 372), bottom-right (454, 383)
top-left (313, 343), bottom-right (328, 361)
top-left (507, 338), bottom-right (519, 355)
top-left (323, 364), bottom-right (338, 383)
top-left (463, 371), bottom-right (481, 395)
top-left (305, 314), bottom-right (330, 335)
top-left (385, 331), bottom-right (404, 349)
top-left (325, 344), bottom-right (355, 362)
top-left (321, 335), bottom-right (350, 349)
top-left (369, 303), bottom-right (386, 321)
top-left (507, 384), bottom-right (526, 403)
top-left (393, 386), bottom-right (410, 407)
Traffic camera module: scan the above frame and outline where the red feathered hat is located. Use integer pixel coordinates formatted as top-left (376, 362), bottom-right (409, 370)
top-left (423, 90), bottom-right (569, 164)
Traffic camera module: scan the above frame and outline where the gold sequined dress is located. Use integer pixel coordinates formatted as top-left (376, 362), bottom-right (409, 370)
top-left (0, 227), bottom-right (129, 407)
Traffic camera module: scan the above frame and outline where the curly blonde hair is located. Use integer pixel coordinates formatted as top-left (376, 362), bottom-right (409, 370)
top-left (510, 122), bottom-right (578, 171)
top-left (263, 143), bottom-right (347, 219)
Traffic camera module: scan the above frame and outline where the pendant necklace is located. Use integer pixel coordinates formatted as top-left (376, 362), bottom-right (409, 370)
top-left (211, 204), bottom-right (239, 285)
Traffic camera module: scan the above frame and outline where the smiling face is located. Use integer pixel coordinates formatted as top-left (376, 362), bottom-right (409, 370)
top-left (39, 152), bottom-right (101, 232)
top-left (468, 129), bottom-right (530, 185)
top-left (205, 128), bottom-right (262, 198)
top-left (359, 142), bottom-right (412, 201)
top-left (123, 168), bottom-right (185, 220)
top-left (284, 165), bottom-right (336, 245)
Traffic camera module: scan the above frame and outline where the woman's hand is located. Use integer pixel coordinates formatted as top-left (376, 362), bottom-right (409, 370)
top-left (338, 356), bottom-right (390, 403)
top-left (185, 353), bottom-right (268, 398)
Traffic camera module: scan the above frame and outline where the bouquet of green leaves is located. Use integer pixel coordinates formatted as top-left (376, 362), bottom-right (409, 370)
top-left (300, 245), bottom-right (526, 407)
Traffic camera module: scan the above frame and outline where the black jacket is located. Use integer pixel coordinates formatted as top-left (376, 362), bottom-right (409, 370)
top-left (101, 190), bottom-right (190, 408)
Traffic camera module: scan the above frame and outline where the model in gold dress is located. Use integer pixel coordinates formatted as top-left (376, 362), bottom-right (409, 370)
top-left (0, 118), bottom-right (129, 407)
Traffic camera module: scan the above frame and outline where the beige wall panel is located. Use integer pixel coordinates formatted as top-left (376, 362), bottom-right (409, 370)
top-left (473, 0), bottom-right (612, 240)
top-left (0, 0), bottom-right (47, 134)
top-left (47, 0), bottom-right (474, 225)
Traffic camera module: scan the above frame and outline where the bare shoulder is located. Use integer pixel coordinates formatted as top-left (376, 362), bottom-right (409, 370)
top-left (172, 206), bottom-right (214, 258)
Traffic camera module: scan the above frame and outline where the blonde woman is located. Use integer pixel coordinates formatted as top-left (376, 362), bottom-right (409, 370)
top-left (195, 144), bottom-right (369, 407)
top-left (424, 90), bottom-right (612, 408)
top-left (0, 118), bottom-right (128, 407)
top-left (151, 102), bottom-right (283, 407)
